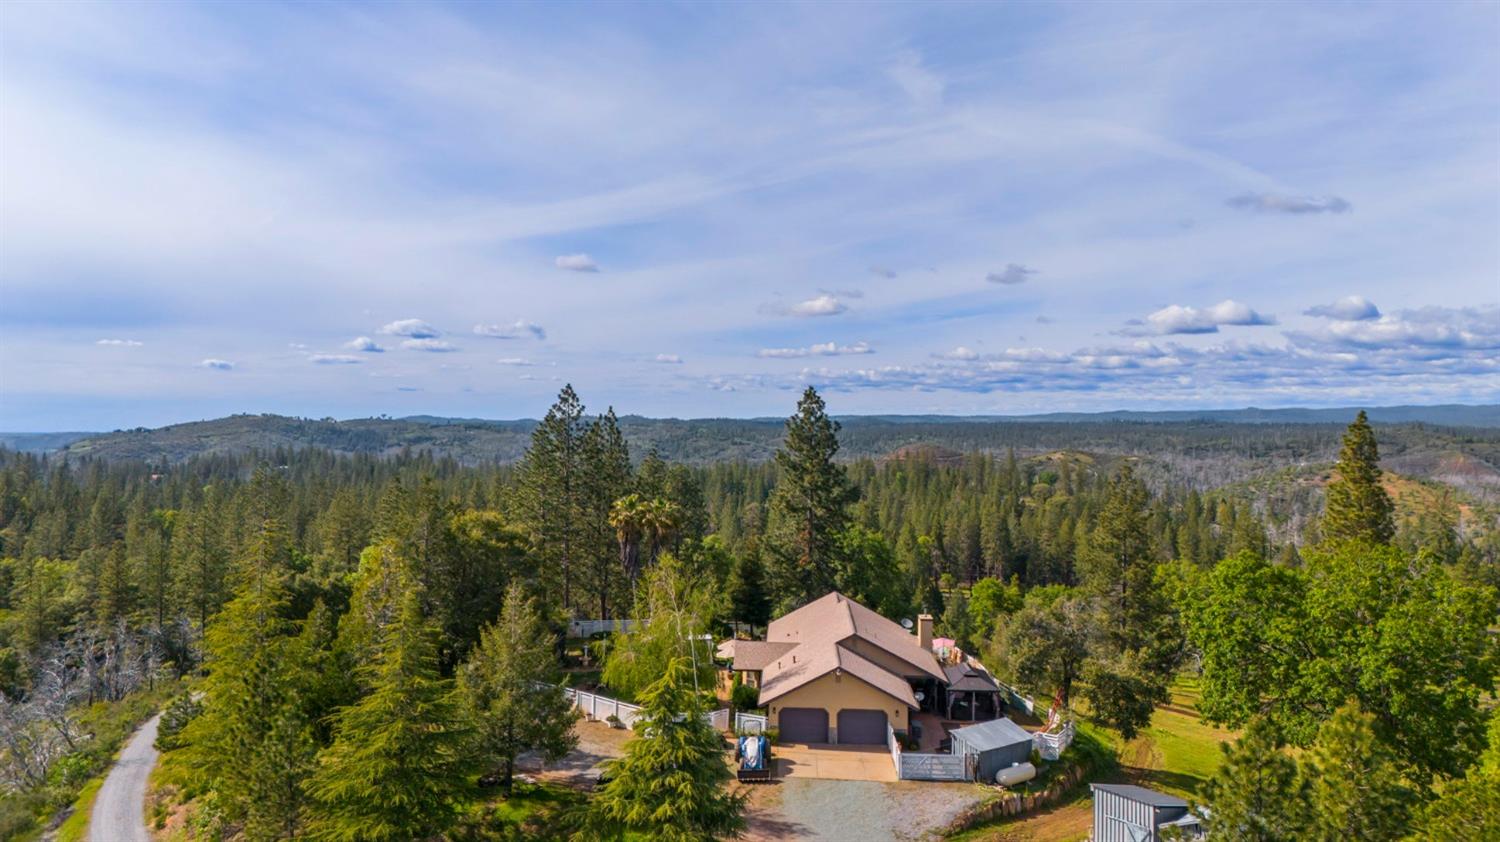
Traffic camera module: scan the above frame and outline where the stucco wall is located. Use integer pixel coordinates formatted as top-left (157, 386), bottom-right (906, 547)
top-left (769, 670), bottom-right (909, 742)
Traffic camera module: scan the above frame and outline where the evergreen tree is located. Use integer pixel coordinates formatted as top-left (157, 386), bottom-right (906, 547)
top-left (308, 590), bottom-right (473, 842)
top-left (178, 494), bottom-right (313, 840)
top-left (1322, 411), bottom-right (1395, 545)
top-left (727, 550), bottom-right (771, 632)
top-left (1204, 717), bottom-right (1308, 841)
top-left (460, 584), bottom-right (579, 793)
top-left (1303, 701), bottom-right (1413, 841)
top-left (1414, 709), bottom-right (1500, 841)
top-left (582, 657), bottom-right (745, 841)
top-left (766, 387), bottom-right (857, 606)
top-left (511, 385), bottom-right (588, 610)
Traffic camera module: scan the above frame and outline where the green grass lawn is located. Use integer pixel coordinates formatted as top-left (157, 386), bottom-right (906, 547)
top-left (945, 675), bottom-right (1237, 841)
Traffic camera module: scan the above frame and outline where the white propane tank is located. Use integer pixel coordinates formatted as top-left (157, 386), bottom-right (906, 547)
top-left (995, 762), bottom-right (1037, 787)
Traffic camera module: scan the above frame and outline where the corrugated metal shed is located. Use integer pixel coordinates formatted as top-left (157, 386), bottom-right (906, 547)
top-left (1090, 784), bottom-right (1202, 842)
top-left (949, 717), bottom-right (1033, 781)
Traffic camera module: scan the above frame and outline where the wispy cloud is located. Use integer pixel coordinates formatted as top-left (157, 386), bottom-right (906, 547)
top-left (96, 338), bottom-right (143, 347)
top-left (310, 353), bottom-right (361, 365)
top-left (400, 338), bottom-right (457, 352)
top-left (555, 253), bottom-right (599, 272)
top-left (496, 357), bottom-right (533, 366)
top-left (758, 341), bottom-right (872, 358)
top-left (1305, 296), bottom-right (1380, 321)
top-left (886, 49), bottom-right (945, 109)
top-left (986, 264), bottom-right (1037, 285)
top-left (378, 319), bottom-right (440, 338)
top-left (473, 320), bottom-right (546, 340)
top-left (653, 353), bottom-right (683, 364)
top-left (200, 359), bottom-right (234, 370)
top-left (344, 336), bottom-right (384, 352)
top-left (869, 266), bottom-right (897, 279)
top-left (1226, 193), bottom-right (1352, 214)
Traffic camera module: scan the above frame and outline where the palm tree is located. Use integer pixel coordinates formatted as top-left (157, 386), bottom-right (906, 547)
top-left (609, 494), bottom-right (646, 584)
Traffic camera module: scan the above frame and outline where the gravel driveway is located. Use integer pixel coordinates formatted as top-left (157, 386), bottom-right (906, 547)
top-left (745, 778), bottom-right (989, 841)
top-left (89, 714), bottom-right (160, 842)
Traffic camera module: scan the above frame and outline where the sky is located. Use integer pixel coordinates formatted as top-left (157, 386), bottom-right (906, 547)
top-left (1, 1), bottom-right (1498, 431)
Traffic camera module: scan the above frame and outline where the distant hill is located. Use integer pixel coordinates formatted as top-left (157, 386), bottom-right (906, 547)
top-left (6, 404), bottom-right (1493, 494)
top-left (0, 432), bottom-right (95, 453)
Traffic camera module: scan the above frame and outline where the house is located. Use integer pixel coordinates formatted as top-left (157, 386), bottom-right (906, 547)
top-left (718, 592), bottom-right (956, 745)
top-left (1090, 784), bottom-right (1205, 842)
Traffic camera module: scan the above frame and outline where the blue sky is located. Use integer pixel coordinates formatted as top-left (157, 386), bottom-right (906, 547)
top-left (1, 1), bottom-right (1497, 430)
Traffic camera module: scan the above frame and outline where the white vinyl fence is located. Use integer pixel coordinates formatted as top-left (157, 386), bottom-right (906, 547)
top-left (568, 618), bottom-right (640, 638)
top-left (1033, 720), bottom-right (1076, 761)
top-left (556, 685), bottom-right (729, 732)
top-left (735, 711), bottom-right (769, 734)
top-left (887, 724), bottom-right (971, 781)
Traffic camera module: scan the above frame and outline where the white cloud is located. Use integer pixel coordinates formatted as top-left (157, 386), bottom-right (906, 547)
top-left (1226, 193), bottom-right (1352, 214)
top-left (96, 338), bottom-right (143, 347)
top-left (654, 353), bottom-right (683, 364)
top-left (1292, 306), bottom-right (1500, 351)
top-left (986, 264), bottom-right (1037, 285)
top-left (200, 359), bottom-right (233, 370)
top-left (1305, 296), bottom-right (1381, 321)
top-left (378, 319), bottom-right (439, 338)
top-left (344, 336), bottom-right (384, 352)
top-left (400, 338), bottom-right (457, 352)
top-left (1132, 300), bottom-right (1276, 335)
top-left (473, 320), bottom-right (546, 340)
top-left (555, 253), bottom-right (599, 272)
top-left (773, 294), bottom-right (847, 317)
top-left (310, 353), bottom-right (361, 365)
top-left (496, 357), bottom-right (533, 366)
top-left (758, 341), bottom-right (872, 359)
top-left (936, 346), bottom-right (980, 361)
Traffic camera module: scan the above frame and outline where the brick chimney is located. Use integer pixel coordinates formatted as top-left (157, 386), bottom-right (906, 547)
top-left (916, 614), bottom-right (934, 652)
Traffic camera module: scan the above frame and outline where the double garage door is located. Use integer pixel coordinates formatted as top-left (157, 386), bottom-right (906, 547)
top-left (778, 708), bottom-right (888, 745)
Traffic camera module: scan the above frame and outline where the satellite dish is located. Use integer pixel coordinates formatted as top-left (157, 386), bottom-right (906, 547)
top-left (914, 691), bottom-right (925, 702)
top-left (901, 618), bottom-right (915, 630)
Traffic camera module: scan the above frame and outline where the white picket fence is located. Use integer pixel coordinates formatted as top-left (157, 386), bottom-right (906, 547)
top-left (708, 707), bottom-right (731, 731)
top-left (568, 618), bottom-right (640, 638)
top-left (1033, 720), bottom-right (1075, 761)
top-left (735, 711), bottom-right (769, 734)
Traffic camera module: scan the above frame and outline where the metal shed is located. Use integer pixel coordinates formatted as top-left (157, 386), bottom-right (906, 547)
top-left (1090, 783), bottom-right (1204, 842)
top-left (949, 717), bottom-right (1033, 782)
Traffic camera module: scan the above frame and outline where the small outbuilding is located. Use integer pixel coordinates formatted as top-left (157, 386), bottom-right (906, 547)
top-left (948, 717), bottom-right (1033, 782)
top-left (1090, 783), bottom-right (1204, 842)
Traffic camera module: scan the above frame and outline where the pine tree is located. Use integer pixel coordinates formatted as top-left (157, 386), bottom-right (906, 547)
top-left (727, 550), bottom-right (771, 632)
top-left (460, 584), bottom-right (578, 792)
top-left (766, 387), bottom-right (857, 605)
top-left (1322, 411), bottom-right (1395, 545)
top-left (582, 657), bottom-right (745, 841)
top-left (1204, 717), bottom-right (1309, 841)
top-left (1303, 701), bottom-right (1414, 841)
top-left (308, 590), bottom-right (474, 842)
top-left (511, 386), bottom-right (588, 610)
top-left (177, 511), bottom-right (312, 839)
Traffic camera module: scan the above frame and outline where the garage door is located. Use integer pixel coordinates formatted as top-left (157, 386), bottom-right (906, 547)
top-left (837, 709), bottom-right (888, 745)
top-left (778, 708), bottom-right (829, 744)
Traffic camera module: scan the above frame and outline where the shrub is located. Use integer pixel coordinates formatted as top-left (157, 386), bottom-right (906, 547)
top-left (730, 682), bottom-right (760, 713)
top-left (155, 692), bottom-right (203, 751)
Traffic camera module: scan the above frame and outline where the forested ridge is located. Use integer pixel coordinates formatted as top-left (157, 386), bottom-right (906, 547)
top-left (1, 388), bottom-right (1496, 840)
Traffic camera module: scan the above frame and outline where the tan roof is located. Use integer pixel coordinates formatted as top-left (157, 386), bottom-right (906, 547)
top-left (716, 639), bottom-right (798, 671)
top-left (767, 592), bottom-right (944, 681)
top-left (755, 592), bottom-right (942, 708)
top-left (759, 643), bottom-right (919, 707)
